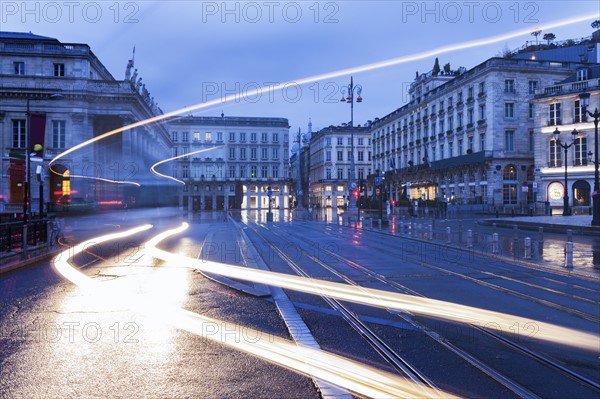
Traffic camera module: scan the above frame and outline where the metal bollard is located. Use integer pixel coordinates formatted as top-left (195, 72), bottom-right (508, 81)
top-left (378, 219), bottom-right (382, 229)
top-left (538, 227), bottom-right (544, 243)
top-left (466, 229), bottom-right (473, 248)
top-left (446, 226), bottom-right (451, 244)
top-left (492, 233), bottom-right (499, 254)
top-left (524, 237), bottom-right (532, 259)
top-left (565, 241), bottom-right (573, 268)
top-left (428, 224), bottom-right (433, 240)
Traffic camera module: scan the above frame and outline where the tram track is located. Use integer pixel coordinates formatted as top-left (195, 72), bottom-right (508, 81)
top-left (244, 220), bottom-right (600, 398)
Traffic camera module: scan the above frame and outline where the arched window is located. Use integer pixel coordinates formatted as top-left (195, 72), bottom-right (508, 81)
top-left (503, 164), bottom-right (517, 180)
top-left (503, 164), bottom-right (517, 204)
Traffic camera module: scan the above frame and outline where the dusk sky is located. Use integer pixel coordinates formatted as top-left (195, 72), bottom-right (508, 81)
top-left (2, 1), bottom-right (599, 136)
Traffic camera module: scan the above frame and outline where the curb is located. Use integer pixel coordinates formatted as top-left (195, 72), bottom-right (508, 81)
top-left (0, 246), bottom-right (62, 275)
top-left (479, 219), bottom-right (600, 236)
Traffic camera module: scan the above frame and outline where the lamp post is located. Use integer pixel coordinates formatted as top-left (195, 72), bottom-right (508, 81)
top-left (22, 93), bottom-right (63, 259)
top-left (579, 91), bottom-right (600, 226)
top-left (553, 128), bottom-right (578, 216)
top-left (340, 76), bottom-right (362, 213)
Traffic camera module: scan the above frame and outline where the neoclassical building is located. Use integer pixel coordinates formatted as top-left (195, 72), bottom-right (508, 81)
top-left (533, 65), bottom-right (600, 214)
top-left (308, 125), bottom-right (371, 208)
top-left (167, 115), bottom-right (291, 210)
top-left (0, 32), bottom-right (171, 212)
top-left (370, 56), bottom-right (590, 210)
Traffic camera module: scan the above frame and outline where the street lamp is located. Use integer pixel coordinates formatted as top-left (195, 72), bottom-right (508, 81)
top-left (553, 127), bottom-right (578, 216)
top-left (340, 76), bottom-right (362, 213)
top-left (23, 93), bottom-right (63, 258)
top-left (579, 91), bottom-right (600, 226)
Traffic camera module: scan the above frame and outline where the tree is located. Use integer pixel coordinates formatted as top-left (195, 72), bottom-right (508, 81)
top-left (531, 28), bottom-right (542, 45)
top-left (443, 62), bottom-right (451, 75)
top-left (432, 57), bottom-right (440, 76)
top-left (543, 33), bottom-right (556, 46)
top-left (592, 20), bottom-right (600, 30)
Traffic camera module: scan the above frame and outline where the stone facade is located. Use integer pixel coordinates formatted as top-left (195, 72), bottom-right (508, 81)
top-left (0, 32), bottom-right (171, 212)
top-left (370, 57), bottom-right (588, 210)
top-left (308, 125), bottom-right (371, 209)
top-left (167, 116), bottom-right (290, 210)
top-left (533, 65), bottom-right (600, 214)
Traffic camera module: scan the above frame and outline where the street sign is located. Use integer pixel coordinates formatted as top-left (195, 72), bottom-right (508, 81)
top-left (375, 177), bottom-right (382, 185)
top-left (350, 182), bottom-right (357, 189)
top-left (532, 182), bottom-right (538, 193)
top-left (298, 190), bottom-right (303, 195)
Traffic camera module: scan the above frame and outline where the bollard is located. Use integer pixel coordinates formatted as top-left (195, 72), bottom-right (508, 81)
top-left (565, 241), bottom-right (573, 268)
top-left (524, 237), bottom-right (532, 259)
top-left (567, 229), bottom-right (573, 243)
top-left (428, 224), bottom-right (433, 241)
top-left (467, 229), bottom-right (473, 248)
top-left (492, 233), bottom-right (499, 254)
top-left (446, 226), bottom-right (451, 244)
top-left (538, 227), bottom-right (544, 243)
top-left (378, 219), bottom-right (382, 229)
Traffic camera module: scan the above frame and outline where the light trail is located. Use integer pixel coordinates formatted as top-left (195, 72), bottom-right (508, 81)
top-left (52, 225), bottom-right (455, 399)
top-left (49, 13), bottom-right (597, 172)
top-left (150, 145), bottom-right (225, 185)
top-left (145, 223), bottom-right (600, 353)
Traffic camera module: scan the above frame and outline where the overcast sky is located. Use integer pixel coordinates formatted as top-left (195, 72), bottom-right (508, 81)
top-left (2, 1), bottom-right (599, 135)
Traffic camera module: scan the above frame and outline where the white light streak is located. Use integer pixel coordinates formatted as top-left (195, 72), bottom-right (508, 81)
top-left (50, 13), bottom-right (597, 180)
top-left (150, 145), bottom-right (225, 185)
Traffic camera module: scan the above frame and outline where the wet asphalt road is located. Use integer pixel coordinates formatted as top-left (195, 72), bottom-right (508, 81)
top-left (1, 208), bottom-right (599, 399)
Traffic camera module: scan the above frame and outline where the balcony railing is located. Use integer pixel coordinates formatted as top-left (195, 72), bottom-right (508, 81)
top-left (541, 79), bottom-right (600, 96)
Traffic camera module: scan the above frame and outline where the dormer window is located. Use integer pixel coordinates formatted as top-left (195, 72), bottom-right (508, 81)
top-left (576, 68), bottom-right (588, 82)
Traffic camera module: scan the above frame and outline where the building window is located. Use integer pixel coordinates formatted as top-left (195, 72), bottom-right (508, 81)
top-left (273, 133), bottom-right (279, 142)
top-left (240, 132), bottom-right (246, 142)
top-left (250, 148), bottom-right (257, 160)
top-left (52, 120), bottom-right (66, 148)
top-left (326, 151), bottom-right (331, 162)
top-left (480, 133), bottom-right (485, 151)
top-left (574, 100), bottom-right (587, 123)
top-left (448, 141), bottom-right (454, 157)
top-left (576, 68), bottom-right (588, 81)
top-left (251, 166), bottom-right (257, 178)
top-left (337, 168), bottom-right (343, 179)
top-left (229, 166), bottom-right (236, 178)
top-left (529, 130), bottom-right (534, 152)
top-left (205, 132), bottom-right (212, 142)
top-left (358, 138), bottom-right (364, 145)
top-left (261, 132), bottom-right (268, 142)
top-left (12, 119), bottom-right (26, 148)
top-left (337, 137), bottom-right (343, 145)
top-left (240, 148), bottom-right (246, 160)
top-left (229, 148), bottom-right (235, 160)
top-left (529, 103), bottom-right (534, 119)
top-left (504, 79), bottom-right (515, 93)
top-left (229, 132), bottom-right (235, 142)
top-left (261, 148), bottom-right (268, 160)
top-left (261, 166), bottom-right (268, 178)
top-left (357, 151), bottom-right (364, 161)
top-left (502, 165), bottom-right (517, 205)
top-left (457, 112), bottom-right (463, 128)
top-left (272, 165), bottom-right (279, 178)
top-left (14, 62), bottom-right (24, 75)
top-left (358, 168), bottom-right (364, 179)
top-left (478, 81), bottom-right (485, 95)
top-left (368, 152), bottom-right (371, 161)
top-left (240, 165), bottom-right (246, 178)
top-left (337, 151), bottom-right (343, 161)
top-left (347, 150), bottom-right (352, 161)
top-left (479, 104), bottom-right (486, 121)
top-left (574, 136), bottom-right (587, 166)
top-left (467, 108), bottom-right (474, 125)
top-left (326, 168), bottom-right (332, 179)
top-left (439, 144), bottom-right (444, 159)
top-left (528, 80), bottom-right (538, 94)
top-left (272, 148), bottom-right (279, 159)
top-left (468, 136), bottom-right (473, 152)
top-left (549, 139), bottom-right (561, 167)
top-left (457, 139), bottom-right (463, 155)
top-left (54, 63), bottom-right (65, 77)
top-left (182, 132), bottom-right (188, 142)
top-left (193, 132), bottom-right (200, 142)
top-left (182, 165), bottom-right (189, 179)
top-left (504, 130), bottom-right (515, 151)
top-left (172, 131), bottom-right (178, 142)
top-left (251, 132), bottom-right (257, 142)
top-left (549, 103), bottom-right (561, 125)
top-left (217, 132), bottom-right (223, 142)
top-left (448, 116), bottom-right (453, 130)
top-left (326, 137), bottom-right (331, 146)
top-left (504, 102), bottom-right (514, 118)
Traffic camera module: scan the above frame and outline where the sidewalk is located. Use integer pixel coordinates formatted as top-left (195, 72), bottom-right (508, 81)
top-left (479, 214), bottom-right (600, 235)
